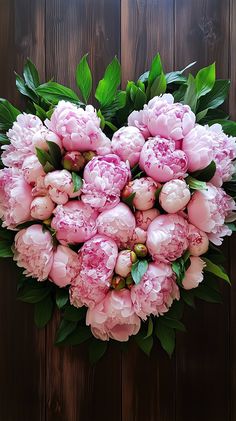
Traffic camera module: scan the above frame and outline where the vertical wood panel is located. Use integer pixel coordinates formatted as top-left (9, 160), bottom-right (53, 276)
top-left (174, 1), bottom-right (230, 420)
top-left (0, 1), bottom-right (46, 420)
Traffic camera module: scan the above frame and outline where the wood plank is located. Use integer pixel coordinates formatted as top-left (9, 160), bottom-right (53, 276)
top-left (0, 1), bottom-right (46, 420)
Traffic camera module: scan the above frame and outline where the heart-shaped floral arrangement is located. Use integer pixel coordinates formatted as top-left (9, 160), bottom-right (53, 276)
top-left (0, 55), bottom-right (235, 362)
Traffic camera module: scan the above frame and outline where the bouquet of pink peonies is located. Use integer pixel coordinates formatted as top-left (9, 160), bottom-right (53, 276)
top-left (0, 54), bottom-right (235, 362)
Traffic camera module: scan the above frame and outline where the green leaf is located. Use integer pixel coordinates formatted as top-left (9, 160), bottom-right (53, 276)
top-left (172, 258), bottom-right (186, 284)
top-left (36, 82), bottom-right (81, 105)
top-left (101, 91), bottom-right (126, 120)
top-left (60, 326), bottom-right (91, 346)
top-left (190, 160), bottom-right (216, 182)
top-left (135, 332), bottom-right (153, 356)
top-left (133, 87), bottom-right (147, 110)
top-left (183, 74), bottom-right (197, 112)
top-left (195, 63), bottom-right (215, 98)
top-left (148, 53), bottom-right (163, 88)
top-left (104, 120), bottom-right (118, 132)
top-left (167, 299), bottom-right (184, 320)
top-left (97, 110), bottom-right (105, 129)
top-left (208, 120), bottom-right (236, 136)
top-left (0, 133), bottom-right (9, 144)
top-left (165, 61), bottom-right (196, 84)
top-left (186, 176), bottom-right (207, 190)
top-left (194, 284), bottom-right (222, 303)
top-left (122, 192), bottom-right (136, 209)
top-left (173, 84), bottom-right (187, 102)
top-left (0, 239), bottom-right (13, 257)
top-left (0, 99), bottom-right (20, 131)
top-left (196, 108), bottom-right (208, 122)
top-left (89, 339), bottom-right (108, 364)
top-left (17, 284), bottom-right (51, 303)
top-left (55, 319), bottom-right (77, 344)
top-left (150, 73), bottom-right (167, 98)
top-left (63, 305), bottom-right (86, 322)
top-left (131, 260), bottom-right (148, 285)
top-left (144, 317), bottom-right (153, 339)
top-left (181, 289), bottom-right (195, 308)
top-left (72, 172), bottom-right (83, 192)
top-left (0, 227), bottom-right (15, 241)
top-left (55, 288), bottom-right (69, 309)
top-left (46, 141), bottom-right (62, 168)
top-left (161, 317), bottom-right (186, 332)
top-left (95, 57), bottom-right (121, 107)
top-left (226, 222), bottom-right (236, 232)
top-left (198, 79), bottom-right (230, 110)
top-left (33, 103), bottom-right (47, 120)
top-left (15, 73), bottom-right (38, 102)
top-left (34, 294), bottom-right (54, 328)
top-left (203, 258), bottom-right (230, 284)
top-left (76, 54), bottom-right (92, 103)
top-left (35, 147), bottom-right (53, 171)
top-left (156, 322), bottom-right (175, 357)
top-left (23, 59), bottom-right (40, 90)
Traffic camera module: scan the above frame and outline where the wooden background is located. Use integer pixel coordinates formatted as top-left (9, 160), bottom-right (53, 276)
top-left (0, 0), bottom-right (235, 420)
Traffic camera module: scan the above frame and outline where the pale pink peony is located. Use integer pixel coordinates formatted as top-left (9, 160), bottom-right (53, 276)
top-left (70, 235), bottom-right (118, 308)
top-left (22, 155), bottom-right (45, 185)
top-left (49, 245), bottom-right (79, 288)
top-left (139, 136), bottom-right (188, 182)
top-left (122, 177), bottom-right (158, 211)
top-left (81, 155), bottom-right (131, 211)
top-left (30, 196), bottom-right (55, 220)
top-left (0, 168), bottom-right (32, 228)
top-left (45, 100), bottom-right (111, 155)
top-left (135, 208), bottom-right (160, 230)
top-left (51, 201), bottom-right (98, 245)
top-left (159, 179), bottom-right (191, 213)
top-left (128, 109), bottom-right (150, 139)
top-left (187, 183), bottom-right (236, 245)
top-left (147, 214), bottom-right (189, 262)
top-left (2, 113), bottom-right (43, 168)
top-left (188, 224), bottom-right (209, 256)
top-left (32, 175), bottom-right (48, 197)
top-left (131, 262), bottom-right (180, 320)
top-left (44, 170), bottom-right (80, 205)
top-left (13, 224), bottom-right (53, 281)
top-left (115, 250), bottom-right (136, 277)
top-left (182, 125), bottom-right (214, 172)
top-left (111, 126), bottom-right (145, 167)
top-left (182, 256), bottom-right (206, 290)
top-left (86, 289), bottom-right (141, 341)
top-left (145, 94), bottom-right (195, 140)
top-left (97, 203), bottom-right (136, 247)
top-left (32, 127), bottom-right (62, 151)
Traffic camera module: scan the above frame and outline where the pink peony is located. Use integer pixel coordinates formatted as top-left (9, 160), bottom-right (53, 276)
top-left (124, 227), bottom-right (147, 250)
top-left (159, 179), bottom-right (191, 213)
top-left (49, 245), bottom-right (79, 288)
top-left (111, 126), bottom-right (145, 167)
top-left (188, 224), bottom-right (209, 256)
top-left (0, 168), bottom-right (32, 228)
top-left (115, 250), bottom-right (136, 277)
top-left (81, 155), bottom-right (131, 211)
top-left (128, 109), bottom-right (150, 139)
top-left (147, 214), bottom-right (189, 262)
top-left (32, 127), bottom-right (62, 151)
top-left (135, 208), bottom-right (160, 230)
top-left (122, 177), bottom-right (158, 211)
top-left (51, 201), bottom-right (98, 244)
top-left (32, 175), bottom-right (48, 197)
top-left (182, 256), bottom-right (205, 290)
top-left (187, 183), bottom-right (236, 245)
top-left (182, 125), bottom-right (213, 172)
top-left (13, 225), bottom-right (53, 281)
top-left (145, 94), bottom-right (195, 140)
top-left (22, 155), bottom-right (45, 185)
top-left (139, 136), bottom-right (188, 182)
top-left (70, 235), bottom-right (118, 308)
top-left (62, 151), bottom-right (85, 172)
top-left (2, 113), bottom-right (43, 168)
top-left (97, 203), bottom-right (136, 247)
top-left (131, 262), bottom-right (179, 320)
top-left (45, 100), bottom-right (111, 155)
top-left (86, 289), bottom-right (141, 341)
top-left (44, 170), bottom-right (80, 205)
top-left (30, 196), bottom-right (55, 220)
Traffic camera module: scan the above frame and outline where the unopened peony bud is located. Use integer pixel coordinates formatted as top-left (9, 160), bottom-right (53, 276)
top-left (126, 274), bottom-right (134, 289)
top-left (159, 179), bottom-right (191, 213)
top-left (134, 243), bottom-right (148, 258)
top-left (62, 151), bottom-right (85, 171)
top-left (115, 250), bottom-right (137, 277)
top-left (43, 217), bottom-right (52, 226)
top-left (111, 275), bottom-right (126, 290)
top-left (30, 196), bottom-right (55, 220)
top-left (121, 183), bottom-right (134, 199)
top-left (122, 177), bottom-right (158, 210)
top-left (83, 151), bottom-right (96, 163)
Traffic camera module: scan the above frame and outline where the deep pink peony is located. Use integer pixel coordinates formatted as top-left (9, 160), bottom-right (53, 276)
top-left (147, 214), bottom-right (189, 262)
top-left (86, 289), bottom-right (141, 341)
top-left (0, 168), bottom-right (32, 228)
top-left (139, 136), bottom-right (188, 182)
top-left (44, 170), bottom-right (81, 205)
top-left (30, 196), bottom-right (55, 220)
top-left (182, 125), bottom-right (214, 172)
top-left (45, 100), bottom-right (111, 155)
top-left (97, 203), bottom-right (136, 247)
top-left (81, 155), bottom-right (131, 211)
top-left (122, 177), bottom-right (158, 211)
top-left (135, 208), bottom-right (160, 230)
top-left (49, 245), bottom-right (79, 288)
top-left (111, 126), bottom-right (145, 167)
top-left (70, 235), bottom-right (118, 308)
top-left (188, 224), bottom-right (209, 256)
top-left (22, 155), bottom-right (45, 185)
top-left (2, 113), bottom-right (43, 168)
top-left (51, 201), bottom-right (98, 244)
top-left (13, 225), bottom-right (53, 281)
top-left (159, 179), bottom-right (191, 213)
top-left (187, 183), bottom-right (236, 245)
top-left (182, 256), bottom-right (205, 290)
top-left (131, 262), bottom-right (179, 320)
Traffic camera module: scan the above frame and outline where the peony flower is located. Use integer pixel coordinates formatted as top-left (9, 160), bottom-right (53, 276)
top-left (32, 175), bottom-right (48, 197)
top-left (115, 250), bottom-right (137, 277)
top-left (128, 109), bottom-right (150, 139)
top-left (147, 214), bottom-right (189, 262)
top-left (131, 262), bottom-right (179, 320)
top-left (159, 179), bottom-right (191, 213)
top-left (145, 93), bottom-right (195, 140)
top-left (44, 170), bottom-right (81, 205)
top-left (62, 151), bottom-right (85, 172)
top-left (32, 127), bottom-right (62, 151)
top-left (139, 136), bottom-right (188, 182)
top-left (22, 155), bottom-right (45, 185)
top-left (135, 208), bottom-right (160, 230)
top-left (188, 224), bottom-right (209, 256)
top-left (97, 203), bottom-right (136, 247)
top-left (81, 154), bottom-right (131, 211)
top-left (122, 177), bottom-right (158, 211)
top-left (45, 100), bottom-right (111, 155)
top-left (86, 289), bottom-right (141, 341)
top-left (111, 126), bottom-right (145, 167)
top-left (182, 256), bottom-right (206, 290)
top-left (49, 245), bottom-right (79, 288)
top-left (13, 224), bottom-right (53, 281)
top-left (30, 196), bottom-right (55, 220)
top-left (182, 125), bottom-right (214, 172)
top-left (0, 168), bottom-right (32, 228)
top-left (70, 235), bottom-right (118, 308)
top-left (187, 183), bottom-right (236, 245)
top-left (123, 227), bottom-right (147, 250)
top-left (51, 201), bottom-right (98, 244)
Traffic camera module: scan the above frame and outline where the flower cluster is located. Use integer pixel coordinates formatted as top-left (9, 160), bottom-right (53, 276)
top-left (1, 93), bottom-right (235, 343)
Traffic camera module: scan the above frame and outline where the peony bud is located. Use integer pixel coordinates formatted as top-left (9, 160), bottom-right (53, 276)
top-left (134, 243), bottom-right (148, 258)
top-left (188, 224), bottom-right (209, 256)
top-left (126, 274), bottom-right (134, 289)
top-left (115, 250), bottom-right (137, 277)
top-left (159, 179), bottom-right (191, 213)
top-left (111, 275), bottom-right (126, 290)
top-left (30, 196), bottom-right (55, 220)
top-left (83, 151), bottom-right (96, 163)
top-left (122, 177), bottom-right (158, 211)
top-left (62, 151), bottom-right (85, 171)
top-left (43, 217), bottom-right (52, 226)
